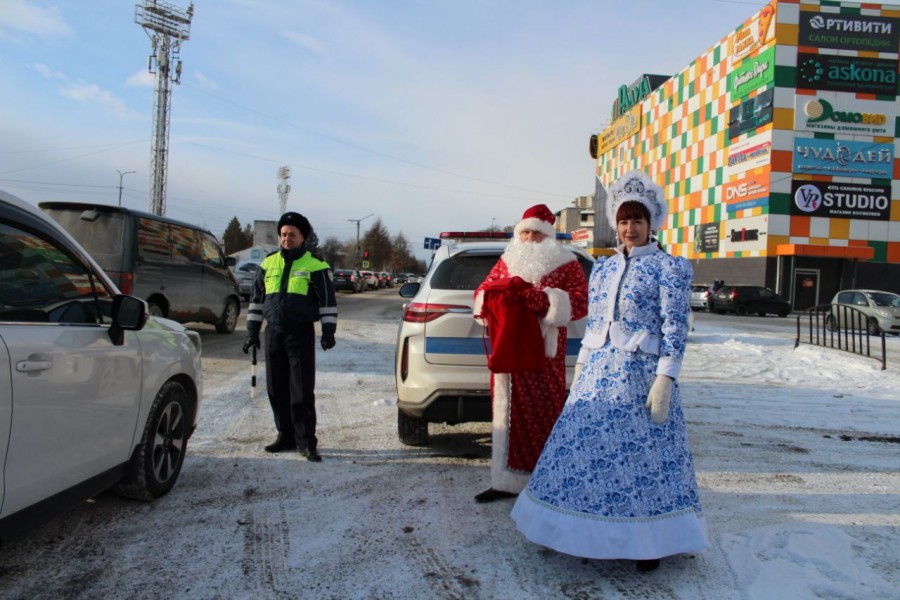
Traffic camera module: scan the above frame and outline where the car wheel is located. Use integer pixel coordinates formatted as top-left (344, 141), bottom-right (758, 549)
top-left (736, 305), bottom-right (748, 316)
top-left (778, 308), bottom-right (789, 318)
top-left (148, 302), bottom-right (164, 318)
top-left (825, 315), bottom-right (838, 332)
top-left (758, 311), bottom-right (767, 317)
top-left (215, 298), bottom-right (240, 334)
top-left (115, 381), bottom-right (190, 500)
top-left (867, 318), bottom-right (882, 336)
top-left (398, 409), bottom-right (428, 446)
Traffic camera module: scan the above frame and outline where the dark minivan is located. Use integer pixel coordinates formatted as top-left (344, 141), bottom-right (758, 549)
top-left (40, 202), bottom-right (241, 333)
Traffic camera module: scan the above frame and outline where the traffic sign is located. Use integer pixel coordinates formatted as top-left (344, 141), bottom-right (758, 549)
top-left (424, 237), bottom-right (441, 250)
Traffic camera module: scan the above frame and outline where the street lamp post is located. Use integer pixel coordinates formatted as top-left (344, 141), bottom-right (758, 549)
top-left (117, 170), bottom-right (136, 207)
top-left (347, 213), bottom-right (375, 269)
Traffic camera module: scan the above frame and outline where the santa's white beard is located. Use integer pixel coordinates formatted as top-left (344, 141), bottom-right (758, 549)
top-left (501, 237), bottom-right (573, 283)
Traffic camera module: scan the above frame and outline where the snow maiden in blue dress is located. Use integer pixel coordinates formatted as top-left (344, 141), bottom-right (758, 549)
top-left (511, 169), bottom-right (707, 573)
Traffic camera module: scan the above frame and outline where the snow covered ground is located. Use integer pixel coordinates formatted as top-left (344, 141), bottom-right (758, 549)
top-left (0, 300), bottom-right (897, 599)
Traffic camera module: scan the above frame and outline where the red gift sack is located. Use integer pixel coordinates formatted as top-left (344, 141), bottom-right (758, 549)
top-left (480, 276), bottom-right (545, 373)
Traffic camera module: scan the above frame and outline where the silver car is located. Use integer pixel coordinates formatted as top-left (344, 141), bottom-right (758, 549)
top-left (0, 189), bottom-right (203, 543)
top-left (395, 235), bottom-right (593, 446)
top-left (829, 289), bottom-right (900, 336)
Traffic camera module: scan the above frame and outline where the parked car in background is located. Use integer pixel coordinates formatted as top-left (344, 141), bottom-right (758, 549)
top-left (690, 283), bottom-right (711, 311)
top-left (828, 289), bottom-right (900, 336)
top-left (40, 202), bottom-right (241, 333)
top-left (379, 272), bottom-right (393, 288)
top-left (233, 260), bottom-right (260, 300)
top-left (333, 268), bottom-right (365, 293)
top-left (394, 233), bottom-right (594, 446)
top-left (711, 285), bottom-right (790, 317)
top-left (360, 270), bottom-right (379, 290)
top-left (0, 189), bottom-right (203, 543)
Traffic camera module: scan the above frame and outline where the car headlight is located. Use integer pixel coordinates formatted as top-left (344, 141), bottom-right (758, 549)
top-left (186, 330), bottom-right (202, 354)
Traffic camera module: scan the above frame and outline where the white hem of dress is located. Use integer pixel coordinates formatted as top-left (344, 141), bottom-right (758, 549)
top-left (511, 488), bottom-right (708, 560)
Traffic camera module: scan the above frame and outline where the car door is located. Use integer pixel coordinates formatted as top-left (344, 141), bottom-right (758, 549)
top-left (0, 219), bottom-right (142, 519)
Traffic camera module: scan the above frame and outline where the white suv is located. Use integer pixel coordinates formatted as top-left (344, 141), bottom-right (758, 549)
top-left (0, 189), bottom-right (203, 543)
top-left (394, 233), bottom-right (593, 445)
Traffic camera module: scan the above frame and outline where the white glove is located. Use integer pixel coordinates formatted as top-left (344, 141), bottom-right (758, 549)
top-left (645, 375), bottom-right (673, 424)
top-left (573, 362), bottom-right (583, 384)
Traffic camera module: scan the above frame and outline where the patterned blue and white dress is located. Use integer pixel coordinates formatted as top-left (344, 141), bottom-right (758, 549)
top-left (511, 242), bottom-right (707, 560)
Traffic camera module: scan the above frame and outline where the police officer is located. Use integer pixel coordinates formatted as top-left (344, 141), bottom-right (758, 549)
top-left (243, 211), bottom-right (337, 462)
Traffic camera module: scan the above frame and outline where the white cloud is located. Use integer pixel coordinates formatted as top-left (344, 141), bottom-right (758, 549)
top-left (58, 81), bottom-right (132, 118)
top-left (192, 71), bottom-right (218, 92)
top-left (0, 0), bottom-right (71, 37)
top-left (126, 69), bottom-right (155, 88)
top-left (281, 30), bottom-right (325, 55)
top-left (31, 62), bottom-right (138, 119)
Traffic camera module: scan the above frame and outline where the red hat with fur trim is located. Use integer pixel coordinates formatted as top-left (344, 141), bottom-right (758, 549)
top-left (513, 203), bottom-right (556, 238)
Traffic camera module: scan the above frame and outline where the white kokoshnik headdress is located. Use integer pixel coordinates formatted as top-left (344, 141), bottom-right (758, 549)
top-left (605, 169), bottom-right (668, 233)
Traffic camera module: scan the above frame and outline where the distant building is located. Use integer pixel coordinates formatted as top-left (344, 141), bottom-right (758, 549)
top-left (589, 0), bottom-right (900, 310)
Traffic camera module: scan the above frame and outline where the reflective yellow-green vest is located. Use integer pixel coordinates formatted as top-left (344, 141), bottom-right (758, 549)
top-left (261, 251), bottom-right (330, 297)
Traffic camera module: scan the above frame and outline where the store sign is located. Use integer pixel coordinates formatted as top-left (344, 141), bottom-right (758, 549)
top-left (729, 46), bottom-right (775, 100)
top-left (791, 180), bottom-right (891, 221)
top-left (799, 12), bottom-right (900, 52)
top-left (728, 88), bottom-right (774, 139)
top-left (595, 105), bottom-right (642, 156)
top-left (726, 134), bottom-right (772, 177)
top-left (794, 94), bottom-right (896, 136)
top-left (730, 3), bottom-right (775, 62)
top-left (792, 138), bottom-right (894, 178)
top-left (723, 173), bottom-right (770, 212)
top-left (571, 228), bottom-right (591, 242)
top-left (720, 215), bottom-right (768, 254)
top-left (610, 74), bottom-right (669, 121)
top-left (797, 53), bottom-right (898, 96)
top-left (694, 223), bottom-right (720, 254)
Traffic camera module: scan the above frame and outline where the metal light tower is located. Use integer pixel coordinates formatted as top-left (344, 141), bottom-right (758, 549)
top-left (277, 166), bottom-right (291, 215)
top-left (135, 1), bottom-right (194, 216)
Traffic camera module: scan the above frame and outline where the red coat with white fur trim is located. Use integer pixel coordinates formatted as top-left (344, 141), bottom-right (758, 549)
top-left (474, 255), bottom-right (588, 493)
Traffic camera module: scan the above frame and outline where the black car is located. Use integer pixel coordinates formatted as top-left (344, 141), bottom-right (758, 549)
top-left (711, 285), bottom-right (791, 317)
top-left (333, 269), bottom-right (365, 293)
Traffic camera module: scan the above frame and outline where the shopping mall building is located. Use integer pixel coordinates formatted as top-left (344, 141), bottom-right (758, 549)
top-left (585, 0), bottom-right (899, 310)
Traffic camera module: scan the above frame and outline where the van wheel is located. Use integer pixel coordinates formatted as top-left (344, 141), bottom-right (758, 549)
top-left (398, 409), bottom-right (428, 446)
top-left (215, 298), bottom-right (239, 334)
top-left (114, 381), bottom-right (190, 500)
top-left (148, 302), bottom-right (164, 318)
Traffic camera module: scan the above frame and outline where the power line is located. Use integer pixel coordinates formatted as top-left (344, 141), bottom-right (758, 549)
top-left (181, 82), bottom-right (566, 199)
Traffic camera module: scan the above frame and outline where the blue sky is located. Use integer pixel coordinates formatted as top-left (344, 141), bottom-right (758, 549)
top-left (2, 0), bottom-right (897, 258)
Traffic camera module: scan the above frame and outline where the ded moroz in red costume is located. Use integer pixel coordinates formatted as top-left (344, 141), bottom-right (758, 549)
top-left (474, 204), bottom-right (589, 498)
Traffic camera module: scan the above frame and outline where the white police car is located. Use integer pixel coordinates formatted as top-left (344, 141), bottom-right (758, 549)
top-left (394, 232), bottom-right (593, 445)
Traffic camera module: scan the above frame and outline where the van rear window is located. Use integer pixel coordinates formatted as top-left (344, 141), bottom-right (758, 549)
top-left (41, 208), bottom-right (126, 272)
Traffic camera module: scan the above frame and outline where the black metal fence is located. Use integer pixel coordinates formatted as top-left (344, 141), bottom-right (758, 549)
top-left (795, 304), bottom-right (886, 370)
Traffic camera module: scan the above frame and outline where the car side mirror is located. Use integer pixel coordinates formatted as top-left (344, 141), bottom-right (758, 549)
top-left (108, 294), bottom-right (149, 345)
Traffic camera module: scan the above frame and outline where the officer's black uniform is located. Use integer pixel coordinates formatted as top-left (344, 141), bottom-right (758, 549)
top-left (244, 212), bottom-right (337, 461)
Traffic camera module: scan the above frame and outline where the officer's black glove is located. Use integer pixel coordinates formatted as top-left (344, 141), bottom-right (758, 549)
top-left (320, 333), bottom-right (336, 351)
top-left (242, 332), bottom-right (260, 354)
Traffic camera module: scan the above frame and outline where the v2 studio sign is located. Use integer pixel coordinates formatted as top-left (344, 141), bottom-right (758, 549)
top-left (791, 180), bottom-right (891, 221)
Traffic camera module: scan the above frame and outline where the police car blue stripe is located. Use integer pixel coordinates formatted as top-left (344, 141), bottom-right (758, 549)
top-left (425, 337), bottom-right (582, 356)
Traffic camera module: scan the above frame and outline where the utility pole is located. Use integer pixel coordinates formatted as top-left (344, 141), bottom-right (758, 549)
top-left (117, 170), bottom-right (136, 207)
top-left (348, 213), bottom-right (374, 269)
top-left (277, 166), bottom-right (291, 215)
top-left (135, 0), bottom-right (194, 216)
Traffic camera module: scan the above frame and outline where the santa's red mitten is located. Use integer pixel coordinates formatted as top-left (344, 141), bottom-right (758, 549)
top-left (522, 287), bottom-right (550, 317)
